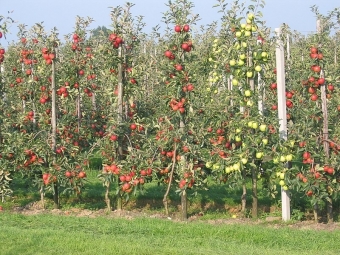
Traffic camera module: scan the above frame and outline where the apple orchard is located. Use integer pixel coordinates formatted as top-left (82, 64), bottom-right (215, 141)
top-left (1, 0), bottom-right (340, 222)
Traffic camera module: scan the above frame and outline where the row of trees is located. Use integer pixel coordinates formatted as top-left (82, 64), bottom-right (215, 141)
top-left (1, 0), bottom-right (340, 222)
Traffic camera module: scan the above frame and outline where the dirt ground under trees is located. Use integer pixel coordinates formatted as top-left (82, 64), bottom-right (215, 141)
top-left (7, 200), bottom-right (340, 232)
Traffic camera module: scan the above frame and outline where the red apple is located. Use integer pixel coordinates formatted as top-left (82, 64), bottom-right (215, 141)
top-left (310, 94), bottom-right (318, 101)
top-left (310, 47), bottom-right (318, 54)
top-left (174, 25), bottom-right (181, 33)
top-left (183, 24), bottom-right (190, 32)
top-left (130, 123), bottom-right (137, 130)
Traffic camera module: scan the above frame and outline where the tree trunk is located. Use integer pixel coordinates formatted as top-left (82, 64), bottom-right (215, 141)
top-left (105, 183), bottom-right (111, 212)
top-left (241, 169), bottom-right (247, 212)
top-left (92, 92), bottom-right (96, 111)
top-left (163, 149), bottom-right (176, 217)
top-left (116, 195), bottom-right (122, 211)
top-left (40, 187), bottom-right (45, 210)
top-left (53, 184), bottom-right (59, 209)
top-left (76, 89), bottom-right (81, 131)
top-left (327, 199), bottom-right (333, 223)
top-left (313, 204), bottom-right (319, 223)
top-left (181, 190), bottom-right (188, 221)
top-left (252, 166), bottom-right (258, 218)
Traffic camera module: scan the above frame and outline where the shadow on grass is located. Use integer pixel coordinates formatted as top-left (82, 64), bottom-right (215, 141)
top-left (8, 169), bottom-right (340, 221)
top-left (8, 170), bottom-right (281, 218)
top-left (130, 179), bottom-right (282, 218)
top-left (9, 174), bottom-right (41, 208)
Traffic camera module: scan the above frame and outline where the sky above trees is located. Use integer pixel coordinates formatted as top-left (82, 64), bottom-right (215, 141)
top-left (1, 0), bottom-right (339, 45)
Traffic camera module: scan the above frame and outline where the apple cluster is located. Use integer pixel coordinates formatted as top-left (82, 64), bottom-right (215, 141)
top-left (174, 24), bottom-right (190, 33)
top-left (108, 33), bottom-right (124, 49)
top-left (227, 12), bottom-right (267, 99)
top-left (41, 47), bottom-right (55, 65)
top-left (301, 46), bottom-right (327, 102)
top-left (169, 97), bottom-right (186, 114)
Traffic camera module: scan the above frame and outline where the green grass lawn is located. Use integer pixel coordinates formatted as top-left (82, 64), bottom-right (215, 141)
top-left (1, 212), bottom-right (340, 255)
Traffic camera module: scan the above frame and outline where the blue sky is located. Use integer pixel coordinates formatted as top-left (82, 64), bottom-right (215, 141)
top-left (0, 0), bottom-right (339, 45)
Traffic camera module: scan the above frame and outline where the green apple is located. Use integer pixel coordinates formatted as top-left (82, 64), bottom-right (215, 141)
top-left (233, 163), bottom-right (241, 171)
top-left (245, 24), bottom-right (252, 31)
top-left (235, 136), bottom-right (242, 142)
top-left (244, 31), bottom-right (251, 37)
top-left (246, 100), bottom-right (254, 106)
top-left (259, 124), bottom-right (267, 132)
top-left (255, 138), bottom-right (262, 144)
top-left (246, 71), bottom-right (253, 78)
top-left (205, 161), bottom-right (213, 168)
top-left (234, 42), bottom-right (241, 49)
top-left (246, 18), bottom-right (252, 24)
top-left (225, 166), bottom-right (231, 174)
top-left (252, 122), bottom-right (258, 129)
top-left (213, 163), bottom-right (220, 170)
top-left (280, 155), bottom-right (286, 162)
top-left (255, 152), bottom-right (263, 159)
top-left (273, 157), bottom-right (279, 164)
top-left (261, 52), bottom-right (268, 58)
top-left (239, 53), bottom-right (246, 60)
top-left (286, 154), bottom-right (293, 161)
top-left (279, 172), bottom-right (285, 179)
top-left (238, 59), bottom-right (245, 66)
top-left (251, 26), bottom-right (257, 32)
top-left (242, 42), bottom-right (247, 48)
top-left (247, 13), bottom-right (255, 20)
top-left (240, 23), bottom-right (246, 29)
top-left (229, 59), bottom-right (236, 66)
top-left (241, 158), bottom-right (248, 165)
top-left (232, 79), bottom-right (239, 86)
top-left (247, 121), bottom-right (254, 128)
top-left (283, 185), bottom-right (289, 191)
top-left (244, 90), bottom-right (252, 97)
top-left (255, 65), bottom-right (262, 72)
top-left (262, 138), bottom-right (268, 145)
top-left (279, 180), bottom-right (285, 186)
top-left (235, 31), bottom-right (242, 37)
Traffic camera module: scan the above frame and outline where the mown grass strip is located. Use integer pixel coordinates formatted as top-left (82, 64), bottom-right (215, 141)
top-left (1, 212), bottom-right (340, 255)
